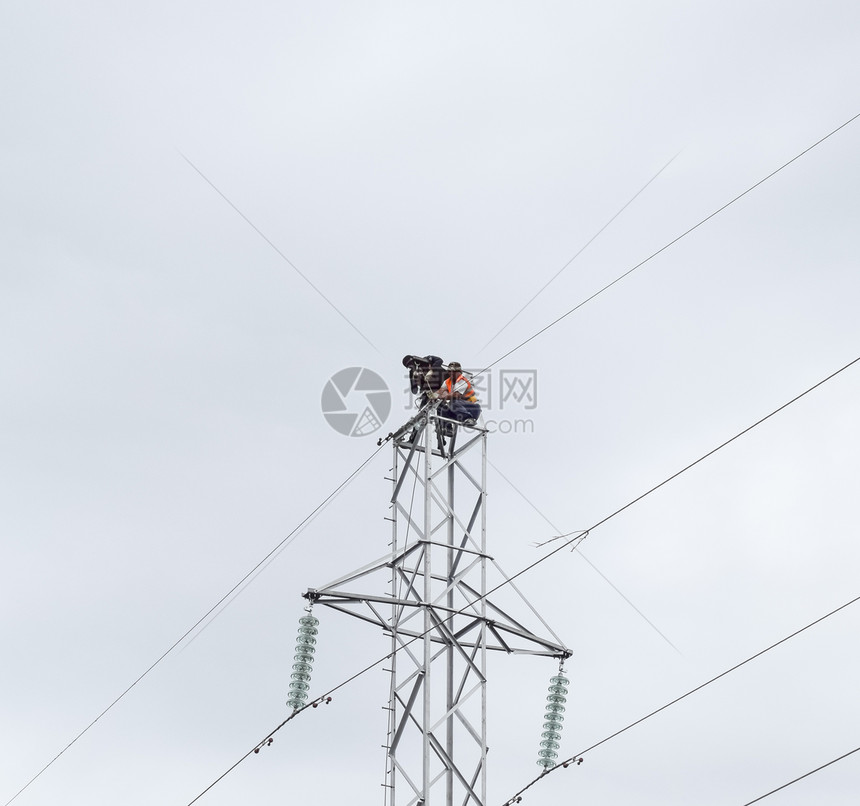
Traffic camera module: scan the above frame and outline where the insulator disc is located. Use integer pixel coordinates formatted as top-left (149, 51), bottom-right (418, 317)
top-left (541, 730), bottom-right (562, 742)
top-left (548, 684), bottom-right (569, 696)
top-left (299, 615), bottom-right (319, 627)
top-left (538, 749), bottom-right (558, 760)
top-left (543, 720), bottom-right (564, 732)
top-left (540, 739), bottom-right (560, 751)
top-left (546, 694), bottom-right (567, 704)
top-left (299, 624), bottom-right (319, 635)
top-left (292, 662), bottom-right (313, 674)
top-left (294, 646), bottom-right (315, 659)
top-left (287, 691), bottom-right (308, 703)
top-left (289, 680), bottom-right (310, 693)
top-left (545, 702), bottom-right (565, 714)
top-left (543, 711), bottom-right (564, 723)
top-left (550, 675), bottom-right (570, 686)
top-left (536, 758), bottom-right (555, 768)
top-left (295, 634), bottom-right (317, 647)
top-left (290, 672), bottom-right (311, 683)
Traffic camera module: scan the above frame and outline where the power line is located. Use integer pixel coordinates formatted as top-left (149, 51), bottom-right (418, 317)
top-left (544, 351), bottom-right (860, 546)
top-left (178, 151), bottom-right (380, 354)
top-left (185, 351), bottom-right (860, 804)
top-left (188, 109), bottom-right (860, 799)
top-left (478, 151), bottom-right (680, 354)
top-left (182, 112), bottom-right (860, 804)
top-left (3, 443), bottom-right (386, 806)
top-left (489, 458), bottom-right (681, 654)
top-left (741, 745), bottom-right (860, 805)
top-left (502, 591), bottom-right (860, 804)
top-left (186, 698), bottom-right (336, 806)
top-left (474, 109), bottom-right (860, 380)
top-left (19, 112), bottom-right (859, 806)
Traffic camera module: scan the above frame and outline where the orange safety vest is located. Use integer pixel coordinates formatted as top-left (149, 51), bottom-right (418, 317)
top-left (442, 374), bottom-right (477, 403)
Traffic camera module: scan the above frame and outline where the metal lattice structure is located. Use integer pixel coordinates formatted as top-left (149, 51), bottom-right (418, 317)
top-left (304, 405), bottom-right (570, 806)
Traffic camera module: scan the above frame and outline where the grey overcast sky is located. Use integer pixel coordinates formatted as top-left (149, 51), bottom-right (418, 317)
top-left (2, 2), bottom-right (860, 804)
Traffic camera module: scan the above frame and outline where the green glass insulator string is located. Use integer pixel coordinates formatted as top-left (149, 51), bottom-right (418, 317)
top-left (287, 612), bottom-right (319, 710)
top-left (537, 667), bottom-right (569, 769)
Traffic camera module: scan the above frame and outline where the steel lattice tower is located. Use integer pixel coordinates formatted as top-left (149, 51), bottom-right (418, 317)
top-left (304, 405), bottom-right (570, 806)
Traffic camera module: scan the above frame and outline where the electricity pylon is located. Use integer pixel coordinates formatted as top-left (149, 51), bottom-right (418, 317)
top-left (304, 404), bottom-right (570, 806)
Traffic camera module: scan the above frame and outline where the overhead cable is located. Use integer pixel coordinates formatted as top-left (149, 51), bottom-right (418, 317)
top-left (740, 745), bottom-right (860, 805)
top-left (3, 443), bottom-right (386, 806)
top-left (502, 592), bottom-right (860, 804)
top-left (542, 352), bottom-right (860, 546)
top-left (489, 458), bottom-right (681, 654)
top-left (27, 112), bottom-right (860, 806)
top-left (186, 351), bottom-right (860, 804)
top-left (185, 697), bottom-right (335, 806)
top-left (475, 109), bottom-right (860, 380)
top-left (179, 150), bottom-right (380, 353)
top-left (479, 151), bottom-right (681, 353)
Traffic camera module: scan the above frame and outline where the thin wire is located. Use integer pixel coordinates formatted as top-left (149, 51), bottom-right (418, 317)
top-left (186, 350), bottom-right (860, 804)
top-left (44, 114), bottom-right (860, 802)
top-left (489, 458), bottom-right (681, 654)
top-left (3, 442), bottom-right (386, 806)
top-left (546, 351), bottom-right (860, 545)
top-left (178, 151), bottom-right (380, 354)
top-left (183, 533), bottom-right (590, 805)
top-left (479, 151), bottom-right (681, 354)
top-left (179, 477), bottom-right (348, 652)
top-left (474, 109), bottom-right (860, 381)
top-left (502, 593), bottom-right (860, 805)
top-left (740, 745), bottom-right (860, 805)
top-left (186, 698), bottom-right (330, 806)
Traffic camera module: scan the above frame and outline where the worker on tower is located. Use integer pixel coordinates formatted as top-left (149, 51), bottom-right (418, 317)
top-left (435, 361), bottom-right (481, 425)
